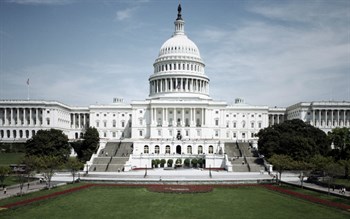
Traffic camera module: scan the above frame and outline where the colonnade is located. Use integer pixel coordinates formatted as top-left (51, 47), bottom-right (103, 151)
top-left (0, 107), bottom-right (43, 126)
top-left (269, 114), bottom-right (284, 126)
top-left (150, 78), bottom-right (209, 95)
top-left (150, 107), bottom-right (206, 127)
top-left (312, 109), bottom-right (350, 127)
top-left (154, 62), bottom-right (203, 74)
top-left (70, 113), bottom-right (89, 129)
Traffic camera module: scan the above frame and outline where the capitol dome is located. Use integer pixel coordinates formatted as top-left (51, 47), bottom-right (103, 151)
top-left (149, 4), bottom-right (210, 100)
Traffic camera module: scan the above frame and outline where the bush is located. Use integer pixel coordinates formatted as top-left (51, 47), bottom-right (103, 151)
top-left (176, 158), bottom-right (182, 166)
top-left (160, 159), bottom-right (166, 167)
top-left (167, 159), bottom-right (173, 167)
top-left (184, 158), bottom-right (190, 167)
top-left (151, 160), bottom-right (156, 168)
top-left (198, 158), bottom-right (204, 168)
top-left (155, 159), bottom-right (161, 168)
top-left (191, 158), bottom-right (198, 168)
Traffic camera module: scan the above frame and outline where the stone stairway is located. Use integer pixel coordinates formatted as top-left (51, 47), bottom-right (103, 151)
top-left (89, 142), bottom-right (133, 172)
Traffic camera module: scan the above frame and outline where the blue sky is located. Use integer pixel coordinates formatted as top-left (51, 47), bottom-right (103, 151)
top-left (0, 0), bottom-right (349, 107)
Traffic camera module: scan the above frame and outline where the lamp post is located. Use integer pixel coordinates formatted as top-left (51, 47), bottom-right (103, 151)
top-left (144, 165), bottom-right (147, 178)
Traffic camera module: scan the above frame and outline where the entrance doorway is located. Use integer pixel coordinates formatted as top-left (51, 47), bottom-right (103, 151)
top-left (176, 145), bottom-right (181, 154)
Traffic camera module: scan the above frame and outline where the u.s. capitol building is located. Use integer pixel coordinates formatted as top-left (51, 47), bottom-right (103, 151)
top-left (1, 5), bottom-right (349, 171)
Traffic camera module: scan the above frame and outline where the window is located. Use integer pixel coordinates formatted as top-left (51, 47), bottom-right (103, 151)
top-left (139, 119), bottom-right (143, 125)
top-left (166, 145), bottom-right (170, 154)
top-left (185, 130), bottom-right (189, 136)
top-left (169, 130), bottom-right (173, 136)
top-left (208, 146), bottom-right (213, 154)
top-left (121, 121), bottom-right (125, 127)
top-left (47, 119), bottom-right (50, 125)
top-left (113, 132), bottom-right (116, 137)
top-left (233, 122), bottom-right (236, 128)
top-left (113, 120), bottom-right (116, 127)
top-left (258, 123), bottom-right (262, 128)
top-left (215, 119), bottom-right (219, 126)
top-left (144, 145), bottom-right (149, 154)
top-left (251, 122), bottom-right (254, 128)
top-left (233, 133), bottom-right (236, 138)
top-left (251, 133), bottom-right (255, 138)
top-left (104, 114), bottom-right (107, 117)
top-left (198, 145), bottom-right (203, 154)
top-left (155, 145), bottom-right (160, 154)
top-left (197, 129), bottom-right (201, 137)
top-left (158, 130), bottom-right (161, 136)
top-left (215, 130), bottom-right (219, 137)
top-left (187, 146), bottom-right (192, 154)
top-left (139, 130), bottom-right (143, 136)
top-left (104, 121), bottom-right (107, 127)
top-left (216, 111), bottom-right (219, 114)
top-left (96, 121), bottom-right (100, 127)
top-left (226, 122), bottom-right (229, 128)
top-left (96, 114), bottom-right (99, 117)
top-left (103, 132), bottom-right (107, 137)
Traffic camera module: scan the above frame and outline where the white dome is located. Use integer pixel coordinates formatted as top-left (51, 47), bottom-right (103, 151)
top-left (158, 34), bottom-right (201, 59)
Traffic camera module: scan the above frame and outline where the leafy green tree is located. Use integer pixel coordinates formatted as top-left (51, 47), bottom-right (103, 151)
top-left (191, 158), bottom-right (198, 168)
top-left (160, 159), bottom-right (166, 167)
top-left (338, 159), bottom-right (350, 178)
top-left (66, 157), bottom-right (83, 183)
top-left (257, 119), bottom-right (330, 161)
top-left (198, 158), bottom-right (204, 168)
top-left (74, 127), bottom-right (100, 162)
top-left (25, 129), bottom-right (70, 161)
top-left (328, 127), bottom-right (350, 160)
top-left (0, 166), bottom-right (11, 187)
top-left (184, 158), bottom-right (190, 167)
top-left (155, 159), bottom-right (160, 168)
top-left (34, 156), bottom-right (62, 189)
top-left (167, 159), bottom-right (173, 167)
top-left (269, 154), bottom-right (295, 184)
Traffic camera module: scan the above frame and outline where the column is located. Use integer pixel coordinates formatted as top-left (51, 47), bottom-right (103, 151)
top-left (318, 110), bottom-right (321, 126)
top-left (78, 114), bottom-right (81, 128)
top-left (16, 108), bottom-right (19, 126)
top-left (312, 110), bottom-right (315, 125)
top-left (73, 113), bottom-right (76, 129)
top-left (10, 108), bottom-right (13, 125)
top-left (83, 114), bottom-right (86, 128)
top-left (4, 108), bottom-right (7, 125)
top-left (277, 114), bottom-right (280, 124)
top-left (35, 108), bottom-right (39, 126)
top-left (337, 110), bottom-right (340, 126)
top-left (272, 114), bottom-right (275, 125)
top-left (344, 110), bottom-right (346, 126)
top-left (331, 110), bottom-right (334, 127)
top-left (202, 108), bottom-right (205, 126)
top-left (182, 108), bottom-right (184, 126)
top-left (23, 108), bottom-right (26, 126)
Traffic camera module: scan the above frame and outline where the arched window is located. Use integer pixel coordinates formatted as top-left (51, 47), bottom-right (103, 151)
top-left (75, 133), bottom-right (78, 139)
top-left (165, 145), bottom-right (170, 154)
top-left (19, 130), bottom-right (23, 138)
top-left (0, 130), bottom-right (4, 138)
top-left (198, 145), bottom-right (203, 154)
top-left (7, 130), bottom-right (10, 138)
top-left (187, 145), bottom-right (192, 154)
top-left (13, 130), bottom-right (16, 139)
top-left (144, 145), bottom-right (149, 154)
top-left (208, 145), bottom-right (214, 154)
top-left (25, 130), bottom-right (29, 138)
top-left (155, 145), bottom-right (160, 154)
top-left (32, 130), bottom-right (35, 137)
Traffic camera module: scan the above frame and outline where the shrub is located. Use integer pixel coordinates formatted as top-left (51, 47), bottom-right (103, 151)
top-left (167, 159), bottom-right (173, 167)
top-left (191, 158), bottom-right (198, 168)
top-left (155, 159), bottom-right (161, 168)
top-left (176, 158), bottom-right (182, 166)
top-left (160, 159), bottom-right (166, 167)
top-left (184, 158), bottom-right (190, 167)
top-left (198, 158), bottom-right (204, 168)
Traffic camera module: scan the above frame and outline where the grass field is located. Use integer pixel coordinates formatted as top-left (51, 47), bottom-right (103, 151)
top-left (0, 153), bottom-right (24, 166)
top-left (0, 185), bottom-right (349, 219)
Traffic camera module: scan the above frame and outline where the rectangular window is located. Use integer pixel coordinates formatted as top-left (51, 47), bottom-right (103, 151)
top-left (233, 122), bottom-right (236, 128)
top-left (215, 130), bottom-right (219, 137)
top-left (96, 121), bottom-right (99, 127)
top-left (158, 130), bottom-right (161, 136)
top-left (185, 130), bottom-right (189, 136)
top-left (251, 123), bottom-right (254, 128)
top-left (258, 123), bottom-right (262, 128)
top-left (121, 121), bottom-right (125, 127)
top-left (215, 120), bottom-right (219, 126)
top-left (112, 132), bottom-right (116, 137)
top-left (139, 130), bottom-right (143, 136)
top-left (233, 133), bottom-right (236, 138)
top-left (104, 121), bottom-right (107, 127)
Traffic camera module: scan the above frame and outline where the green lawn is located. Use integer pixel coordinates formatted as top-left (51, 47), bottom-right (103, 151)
top-left (334, 178), bottom-right (350, 188)
top-left (0, 186), bottom-right (349, 219)
top-left (0, 153), bottom-right (24, 166)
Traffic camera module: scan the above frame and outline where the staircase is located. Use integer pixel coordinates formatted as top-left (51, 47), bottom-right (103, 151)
top-left (89, 141), bottom-right (133, 172)
top-left (225, 142), bottom-right (265, 172)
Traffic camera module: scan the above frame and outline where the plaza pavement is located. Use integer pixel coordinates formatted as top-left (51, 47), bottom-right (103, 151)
top-left (1, 169), bottom-right (349, 200)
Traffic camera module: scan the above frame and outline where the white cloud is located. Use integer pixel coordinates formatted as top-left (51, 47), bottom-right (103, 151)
top-left (196, 3), bottom-right (350, 106)
top-left (115, 7), bottom-right (136, 21)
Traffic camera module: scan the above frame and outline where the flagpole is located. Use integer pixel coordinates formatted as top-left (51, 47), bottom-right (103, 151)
top-left (27, 78), bottom-right (30, 100)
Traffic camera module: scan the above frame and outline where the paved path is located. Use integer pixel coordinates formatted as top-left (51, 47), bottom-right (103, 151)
top-left (0, 181), bottom-right (63, 200)
top-left (1, 170), bottom-right (348, 200)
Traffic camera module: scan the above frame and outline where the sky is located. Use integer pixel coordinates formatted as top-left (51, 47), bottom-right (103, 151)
top-left (0, 0), bottom-right (349, 107)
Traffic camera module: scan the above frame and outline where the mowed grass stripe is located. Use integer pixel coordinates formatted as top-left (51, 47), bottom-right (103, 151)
top-left (0, 186), bottom-right (349, 219)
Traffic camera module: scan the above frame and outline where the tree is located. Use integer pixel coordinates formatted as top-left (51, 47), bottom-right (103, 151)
top-left (269, 154), bottom-right (295, 184)
top-left (198, 158), bottom-right (204, 168)
top-left (66, 158), bottom-right (83, 183)
top-left (160, 159), bottom-right (166, 167)
top-left (0, 166), bottom-right (11, 187)
top-left (74, 127), bottom-right (100, 162)
top-left (167, 159), bottom-right (173, 167)
top-left (328, 127), bottom-right (350, 160)
top-left (35, 156), bottom-right (62, 189)
top-left (25, 129), bottom-right (70, 161)
top-left (294, 161), bottom-right (313, 189)
top-left (184, 158), bottom-right (190, 167)
top-left (257, 119), bottom-right (330, 161)
top-left (191, 158), bottom-right (198, 168)
top-left (155, 159), bottom-right (160, 168)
